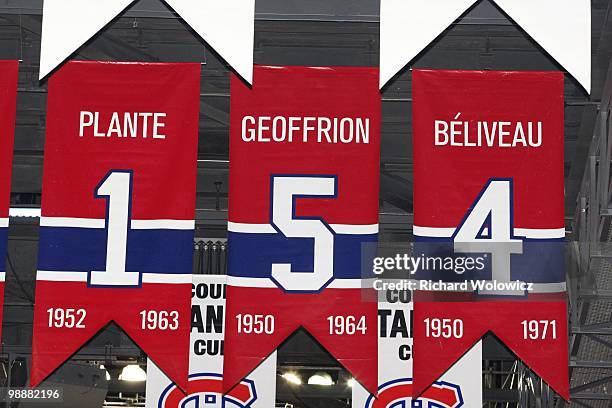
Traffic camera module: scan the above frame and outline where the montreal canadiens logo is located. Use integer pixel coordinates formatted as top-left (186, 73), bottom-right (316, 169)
top-left (158, 373), bottom-right (257, 408)
top-left (365, 378), bottom-right (463, 408)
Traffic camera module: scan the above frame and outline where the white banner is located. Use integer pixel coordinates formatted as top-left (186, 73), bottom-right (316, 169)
top-left (379, 0), bottom-right (591, 93)
top-left (145, 275), bottom-right (277, 408)
top-left (40, 0), bottom-right (255, 83)
top-left (164, 0), bottom-right (254, 86)
top-left (352, 291), bottom-right (482, 407)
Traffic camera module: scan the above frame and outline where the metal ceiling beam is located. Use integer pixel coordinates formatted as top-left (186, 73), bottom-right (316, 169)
top-left (0, 0), bottom-right (510, 25)
top-left (566, 0), bottom-right (612, 215)
top-left (570, 360), bottom-right (612, 369)
top-left (570, 374), bottom-right (612, 394)
top-left (572, 392), bottom-right (612, 401)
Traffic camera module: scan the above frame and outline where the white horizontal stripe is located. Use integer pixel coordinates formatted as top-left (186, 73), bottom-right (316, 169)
top-left (40, 217), bottom-right (105, 228)
top-left (37, 271), bottom-right (192, 284)
top-left (37, 271), bottom-right (88, 282)
top-left (0, 272), bottom-right (5, 281)
top-left (329, 278), bottom-right (373, 289)
top-left (10, 208), bottom-right (41, 218)
top-left (515, 228), bottom-right (565, 239)
top-left (331, 224), bottom-right (379, 234)
top-left (226, 276), bottom-right (276, 288)
top-left (530, 282), bottom-right (567, 293)
top-left (142, 274), bottom-right (192, 284)
top-left (226, 276), bottom-right (369, 289)
top-left (228, 222), bottom-right (378, 235)
top-left (131, 220), bottom-right (195, 230)
top-left (228, 222), bottom-right (276, 234)
top-left (413, 226), bottom-right (455, 237)
top-left (40, 217), bottom-right (194, 230)
top-left (413, 226), bottom-right (565, 239)
top-left (0, 218), bottom-right (8, 228)
top-left (472, 282), bottom-right (567, 295)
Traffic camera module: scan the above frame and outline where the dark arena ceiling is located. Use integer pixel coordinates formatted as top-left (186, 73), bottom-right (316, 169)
top-left (0, 0), bottom-right (612, 406)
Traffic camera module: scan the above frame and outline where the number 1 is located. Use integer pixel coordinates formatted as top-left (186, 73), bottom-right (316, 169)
top-left (89, 171), bottom-right (140, 287)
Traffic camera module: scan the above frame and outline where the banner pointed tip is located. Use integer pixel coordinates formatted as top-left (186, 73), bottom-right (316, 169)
top-left (165, 0), bottom-right (254, 86)
top-left (40, 0), bottom-right (255, 82)
top-left (379, 67), bottom-right (394, 90)
top-left (38, 57), bottom-right (56, 81)
top-left (575, 71), bottom-right (591, 96)
top-left (239, 65), bottom-right (253, 86)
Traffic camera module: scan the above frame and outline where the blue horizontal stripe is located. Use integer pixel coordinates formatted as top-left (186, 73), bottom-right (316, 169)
top-left (413, 236), bottom-right (564, 283)
top-left (228, 231), bottom-right (377, 279)
top-left (38, 226), bottom-right (194, 274)
top-left (0, 227), bottom-right (7, 273)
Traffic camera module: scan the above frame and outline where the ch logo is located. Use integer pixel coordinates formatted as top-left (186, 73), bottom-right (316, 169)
top-left (365, 378), bottom-right (463, 408)
top-left (159, 373), bottom-right (257, 408)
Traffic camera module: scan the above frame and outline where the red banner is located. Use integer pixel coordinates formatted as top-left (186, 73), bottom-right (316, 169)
top-left (411, 70), bottom-right (568, 399)
top-left (224, 65), bottom-right (380, 394)
top-left (31, 61), bottom-right (200, 390)
top-left (0, 60), bottom-right (18, 343)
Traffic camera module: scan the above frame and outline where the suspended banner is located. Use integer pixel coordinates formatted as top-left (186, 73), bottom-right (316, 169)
top-left (379, 0), bottom-right (591, 92)
top-left (224, 65), bottom-right (381, 394)
top-left (146, 275), bottom-right (277, 408)
top-left (31, 61), bottom-right (200, 390)
top-left (40, 0), bottom-right (254, 83)
top-left (352, 290), bottom-right (482, 408)
top-left (0, 60), bottom-right (18, 343)
top-left (411, 69), bottom-right (568, 399)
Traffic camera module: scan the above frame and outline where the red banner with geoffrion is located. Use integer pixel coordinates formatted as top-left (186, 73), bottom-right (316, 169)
top-left (225, 65), bottom-right (380, 394)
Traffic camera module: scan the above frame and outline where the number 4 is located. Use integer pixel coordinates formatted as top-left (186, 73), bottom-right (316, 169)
top-left (454, 179), bottom-right (523, 295)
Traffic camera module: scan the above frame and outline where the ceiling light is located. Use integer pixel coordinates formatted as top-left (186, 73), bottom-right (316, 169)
top-left (282, 372), bottom-right (302, 385)
top-left (307, 372), bottom-right (333, 386)
top-left (119, 364), bottom-right (146, 382)
top-left (99, 364), bottom-right (111, 381)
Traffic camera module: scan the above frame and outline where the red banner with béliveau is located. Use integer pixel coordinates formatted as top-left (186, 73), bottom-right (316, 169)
top-left (411, 70), bottom-right (568, 399)
top-left (31, 61), bottom-right (200, 390)
top-left (224, 65), bottom-right (381, 394)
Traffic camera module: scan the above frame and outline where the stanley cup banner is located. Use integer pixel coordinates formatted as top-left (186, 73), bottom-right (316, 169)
top-left (352, 290), bottom-right (482, 408)
top-left (0, 60), bottom-right (18, 342)
top-left (411, 70), bottom-right (568, 398)
top-left (224, 65), bottom-right (380, 394)
top-left (31, 61), bottom-right (200, 390)
top-left (145, 275), bottom-right (277, 408)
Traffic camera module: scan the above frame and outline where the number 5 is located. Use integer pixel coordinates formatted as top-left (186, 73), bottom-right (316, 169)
top-left (271, 176), bottom-right (336, 292)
